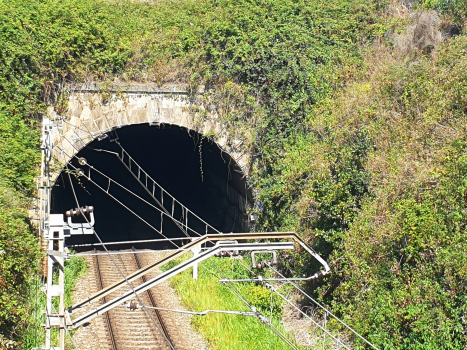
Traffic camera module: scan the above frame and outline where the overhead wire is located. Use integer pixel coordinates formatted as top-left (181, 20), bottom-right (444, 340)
top-left (222, 248), bottom-right (377, 348)
top-left (263, 280), bottom-right (350, 349)
top-left (265, 263), bottom-right (379, 350)
top-left (53, 119), bottom-right (317, 349)
top-left (64, 165), bottom-right (175, 350)
top-left (60, 118), bottom-right (219, 238)
top-left (53, 142), bottom-right (182, 249)
top-left (226, 255), bottom-right (348, 348)
top-left (68, 236), bottom-right (194, 248)
top-left (101, 140), bottom-right (220, 234)
top-left (65, 159), bottom-right (180, 249)
top-left (93, 146), bottom-right (190, 238)
top-left (224, 254), bottom-right (356, 348)
top-left (200, 264), bottom-right (299, 350)
top-left (85, 161), bottom-right (202, 237)
top-left (59, 133), bottom-right (214, 241)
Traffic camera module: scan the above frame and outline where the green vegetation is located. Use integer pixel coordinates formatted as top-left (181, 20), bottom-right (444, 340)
top-left (162, 255), bottom-right (291, 349)
top-left (0, 179), bottom-right (39, 348)
top-left (1, 0), bottom-right (467, 348)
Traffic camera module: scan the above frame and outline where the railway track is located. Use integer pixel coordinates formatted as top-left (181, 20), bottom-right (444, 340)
top-left (93, 250), bottom-right (175, 349)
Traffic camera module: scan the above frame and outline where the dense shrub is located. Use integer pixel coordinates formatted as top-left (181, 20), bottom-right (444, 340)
top-left (0, 180), bottom-right (39, 346)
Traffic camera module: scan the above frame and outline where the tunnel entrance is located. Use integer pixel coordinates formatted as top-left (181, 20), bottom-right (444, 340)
top-left (51, 124), bottom-right (251, 251)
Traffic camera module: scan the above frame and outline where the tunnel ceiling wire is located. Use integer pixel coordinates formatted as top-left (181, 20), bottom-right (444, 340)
top-left (64, 165), bottom-right (176, 350)
top-left (113, 140), bottom-right (220, 233)
top-left (54, 143), bottom-right (181, 249)
top-left (58, 130), bottom-right (188, 244)
top-left (60, 130), bottom-right (220, 238)
top-left (82, 160), bottom-right (203, 238)
top-left (112, 141), bottom-right (191, 238)
top-left (59, 117), bottom-right (246, 227)
top-left (66, 160), bottom-right (180, 249)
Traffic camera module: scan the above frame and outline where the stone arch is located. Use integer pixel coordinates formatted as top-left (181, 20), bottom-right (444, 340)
top-left (50, 85), bottom-right (249, 176)
top-left (47, 85), bottom-right (252, 243)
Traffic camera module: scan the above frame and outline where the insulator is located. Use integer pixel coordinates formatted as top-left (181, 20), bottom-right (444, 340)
top-left (83, 205), bottom-right (94, 213)
top-left (75, 168), bottom-right (85, 177)
top-left (129, 301), bottom-right (138, 310)
top-left (78, 157), bottom-right (87, 166)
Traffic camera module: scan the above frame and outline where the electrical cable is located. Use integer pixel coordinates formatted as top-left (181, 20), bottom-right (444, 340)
top-left (263, 281), bottom-right (350, 349)
top-left (68, 236), bottom-right (194, 248)
top-left (86, 162), bottom-right (202, 237)
top-left (66, 160), bottom-right (180, 248)
top-left (58, 135), bottom-right (213, 244)
top-left (60, 119), bottom-right (220, 237)
top-left (104, 140), bottom-right (220, 234)
top-left (53, 144), bottom-right (181, 250)
top-left (228, 256), bottom-right (348, 348)
top-left (200, 264), bottom-right (299, 350)
top-left (65, 167), bottom-right (175, 350)
top-left (140, 306), bottom-right (258, 317)
top-left (266, 263), bottom-right (379, 350)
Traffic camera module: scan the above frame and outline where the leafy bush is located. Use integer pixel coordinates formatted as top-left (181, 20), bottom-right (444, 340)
top-left (422, 0), bottom-right (467, 25)
top-left (0, 181), bottom-right (39, 346)
top-left (313, 29), bottom-right (467, 348)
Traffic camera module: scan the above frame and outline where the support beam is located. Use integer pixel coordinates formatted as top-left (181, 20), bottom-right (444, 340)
top-left (70, 232), bottom-right (329, 313)
top-left (70, 241), bottom-right (294, 328)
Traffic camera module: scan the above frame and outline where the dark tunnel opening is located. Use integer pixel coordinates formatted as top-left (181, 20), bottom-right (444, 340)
top-left (51, 124), bottom-right (251, 252)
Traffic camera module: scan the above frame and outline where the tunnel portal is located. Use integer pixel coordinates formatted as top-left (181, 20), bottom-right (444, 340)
top-left (51, 124), bottom-right (250, 251)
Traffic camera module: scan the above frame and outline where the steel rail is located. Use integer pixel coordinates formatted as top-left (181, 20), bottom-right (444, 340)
top-left (94, 250), bottom-right (118, 350)
top-left (132, 248), bottom-right (174, 349)
top-left (70, 232), bottom-right (329, 314)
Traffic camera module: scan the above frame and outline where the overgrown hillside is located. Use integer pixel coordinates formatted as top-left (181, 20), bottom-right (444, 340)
top-left (1, 0), bottom-right (466, 348)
